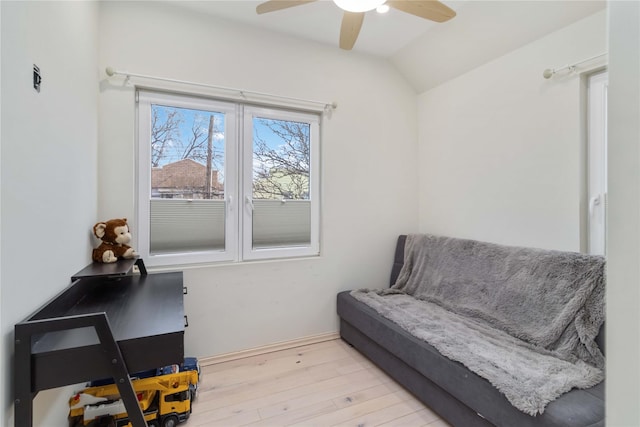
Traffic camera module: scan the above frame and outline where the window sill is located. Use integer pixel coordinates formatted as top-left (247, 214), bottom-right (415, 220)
top-left (143, 253), bottom-right (323, 274)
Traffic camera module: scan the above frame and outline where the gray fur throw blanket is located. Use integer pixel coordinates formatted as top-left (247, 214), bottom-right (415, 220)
top-left (351, 234), bottom-right (605, 416)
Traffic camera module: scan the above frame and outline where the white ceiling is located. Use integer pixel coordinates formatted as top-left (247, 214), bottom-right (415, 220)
top-left (167, 0), bottom-right (465, 57)
top-left (166, 0), bottom-right (606, 91)
top-left (393, 0), bottom-right (606, 92)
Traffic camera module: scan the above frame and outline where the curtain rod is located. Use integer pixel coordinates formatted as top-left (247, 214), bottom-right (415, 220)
top-left (105, 67), bottom-right (337, 112)
top-left (542, 52), bottom-right (607, 79)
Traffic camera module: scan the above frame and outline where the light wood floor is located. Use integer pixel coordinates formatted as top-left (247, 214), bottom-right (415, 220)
top-left (187, 338), bottom-right (450, 427)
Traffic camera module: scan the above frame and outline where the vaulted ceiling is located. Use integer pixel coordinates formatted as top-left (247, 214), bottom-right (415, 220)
top-left (166, 0), bottom-right (606, 92)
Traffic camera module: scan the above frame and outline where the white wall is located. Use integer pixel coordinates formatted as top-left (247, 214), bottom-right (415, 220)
top-left (0, 1), bottom-right (99, 425)
top-left (1, 3), bottom-right (623, 426)
top-left (0, 2), bottom-right (4, 424)
top-left (416, 10), bottom-right (606, 252)
top-left (98, 1), bottom-right (419, 358)
top-left (606, 1), bottom-right (640, 425)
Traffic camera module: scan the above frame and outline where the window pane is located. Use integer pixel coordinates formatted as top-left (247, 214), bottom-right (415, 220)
top-left (150, 199), bottom-right (225, 253)
top-left (252, 200), bottom-right (311, 247)
top-left (252, 117), bottom-right (311, 249)
top-left (149, 105), bottom-right (226, 253)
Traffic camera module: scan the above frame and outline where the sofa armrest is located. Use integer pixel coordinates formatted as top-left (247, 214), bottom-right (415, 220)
top-left (389, 235), bottom-right (407, 286)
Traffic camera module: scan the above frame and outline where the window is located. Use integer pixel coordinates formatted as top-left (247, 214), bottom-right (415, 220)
top-left (137, 91), bottom-right (320, 266)
top-left (587, 71), bottom-right (608, 255)
top-left (164, 390), bottom-right (189, 402)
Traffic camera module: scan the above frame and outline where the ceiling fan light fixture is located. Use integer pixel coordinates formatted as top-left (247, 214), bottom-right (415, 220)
top-left (333, 0), bottom-right (387, 13)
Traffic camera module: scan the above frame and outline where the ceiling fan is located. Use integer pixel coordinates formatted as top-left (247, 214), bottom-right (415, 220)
top-left (256, 0), bottom-right (456, 50)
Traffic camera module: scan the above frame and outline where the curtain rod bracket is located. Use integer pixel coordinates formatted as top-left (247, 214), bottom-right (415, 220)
top-left (543, 52), bottom-right (607, 79)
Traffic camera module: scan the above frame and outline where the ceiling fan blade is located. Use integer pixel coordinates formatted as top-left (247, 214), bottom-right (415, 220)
top-left (387, 0), bottom-right (456, 23)
top-left (339, 11), bottom-right (365, 50)
top-left (256, 0), bottom-right (318, 15)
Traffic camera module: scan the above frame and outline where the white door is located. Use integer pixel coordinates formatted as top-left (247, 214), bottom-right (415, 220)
top-left (587, 71), bottom-right (608, 255)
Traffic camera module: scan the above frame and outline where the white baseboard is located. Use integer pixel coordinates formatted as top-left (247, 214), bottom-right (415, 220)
top-left (199, 332), bottom-right (340, 366)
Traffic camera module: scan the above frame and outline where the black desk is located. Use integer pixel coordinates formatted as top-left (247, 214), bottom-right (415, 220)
top-left (14, 260), bottom-right (184, 427)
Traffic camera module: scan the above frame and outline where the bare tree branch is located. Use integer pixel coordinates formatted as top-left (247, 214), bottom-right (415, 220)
top-left (253, 119), bottom-right (310, 199)
top-left (151, 109), bottom-right (182, 167)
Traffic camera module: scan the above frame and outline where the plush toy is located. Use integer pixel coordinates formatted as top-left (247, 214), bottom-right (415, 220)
top-left (92, 218), bottom-right (137, 263)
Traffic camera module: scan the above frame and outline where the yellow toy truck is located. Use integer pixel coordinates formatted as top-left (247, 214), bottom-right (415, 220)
top-left (68, 368), bottom-right (198, 427)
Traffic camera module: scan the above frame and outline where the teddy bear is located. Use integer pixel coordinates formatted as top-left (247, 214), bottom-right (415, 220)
top-left (92, 218), bottom-right (137, 263)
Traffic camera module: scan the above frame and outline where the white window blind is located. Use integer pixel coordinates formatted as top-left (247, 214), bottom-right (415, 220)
top-left (150, 199), bottom-right (226, 253)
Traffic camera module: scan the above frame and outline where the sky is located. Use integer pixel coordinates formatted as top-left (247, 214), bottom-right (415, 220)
top-left (152, 104), bottom-right (310, 183)
top-left (152, 105), bottom-right (226, 167)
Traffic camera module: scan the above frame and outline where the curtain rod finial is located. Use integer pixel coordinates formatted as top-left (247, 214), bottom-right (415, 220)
top-left (105, 66), bottom-right (115, 77)
top-left (542, 69), bottom-right (554, 79)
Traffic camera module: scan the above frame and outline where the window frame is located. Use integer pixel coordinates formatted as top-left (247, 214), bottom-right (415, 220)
top-left (241, 105), bottom-right (321, 261)
top-left (137, 91), bottom-right (239, 266)
top-left (136, 90), bottom-right (321, 267)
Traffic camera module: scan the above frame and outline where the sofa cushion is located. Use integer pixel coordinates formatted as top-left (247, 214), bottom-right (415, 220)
top-left (337, 290), bottom-right (604, 427)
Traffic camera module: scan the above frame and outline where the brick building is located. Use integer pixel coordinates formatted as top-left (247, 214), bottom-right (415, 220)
top-left (151, 159), bottom-right (222, 199)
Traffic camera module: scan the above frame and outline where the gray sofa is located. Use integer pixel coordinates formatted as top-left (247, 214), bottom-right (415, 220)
top-left (337, 235), bottom-right (604, 427)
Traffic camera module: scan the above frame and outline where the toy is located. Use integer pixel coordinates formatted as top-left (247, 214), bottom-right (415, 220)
top-left (92, 218), bottom-right (137, 263)
top-left (69, 357), bottom-right (200, 427)
top-left (68, 370), bottom-right (198, 427)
